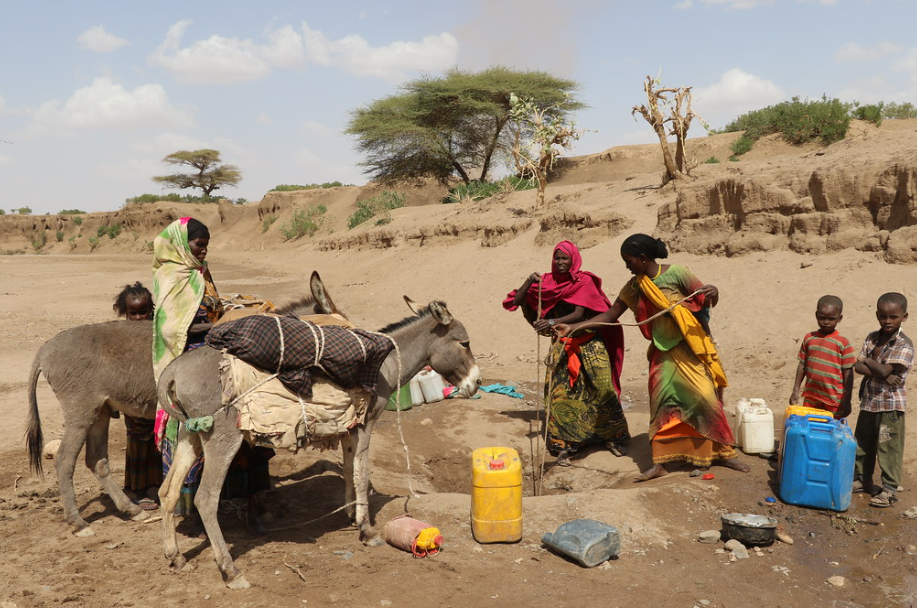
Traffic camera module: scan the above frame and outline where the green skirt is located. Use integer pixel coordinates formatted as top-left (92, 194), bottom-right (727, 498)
top-left (545, 334), bottom-right (630, 455)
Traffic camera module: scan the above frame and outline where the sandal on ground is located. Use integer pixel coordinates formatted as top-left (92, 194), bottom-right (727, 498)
top-left (605, 441), bottom-right (628, 457)
top-left (555, 450), bottom-right (572, 467)
top-left (869, 490), bottom-right (898, 508)
top-left (852, 479), bottom-right (867, 493)
top-left (137, 498), bottom-right (159, 511)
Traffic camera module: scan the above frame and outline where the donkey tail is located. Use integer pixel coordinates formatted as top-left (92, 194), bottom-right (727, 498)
top-left (26, 353), bottom-right (45, 478)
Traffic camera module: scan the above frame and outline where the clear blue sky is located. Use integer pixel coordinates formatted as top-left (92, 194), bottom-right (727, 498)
top-left (1, 0), bottom-right (915, 214)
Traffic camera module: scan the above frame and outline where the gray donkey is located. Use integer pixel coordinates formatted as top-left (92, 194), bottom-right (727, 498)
top-left (158, 297), bottom-right (481, 589)
top-left (26, 272), bottom-right (341, 536)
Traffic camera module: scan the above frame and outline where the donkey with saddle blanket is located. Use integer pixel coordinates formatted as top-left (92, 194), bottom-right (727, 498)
top-left (158, 297), bottom-right (481, 589)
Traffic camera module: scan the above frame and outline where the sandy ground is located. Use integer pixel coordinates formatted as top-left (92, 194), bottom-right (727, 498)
top-left (1, 122), bottom-right (917, 607)
top-left (1, 240), bottom-right (916, 608)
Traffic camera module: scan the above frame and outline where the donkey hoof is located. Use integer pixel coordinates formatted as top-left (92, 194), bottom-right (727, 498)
top-left (227, 575), bottom-right (251, 590)
top-left (363, 535), bottom-right (385, 548)
top-left (74, 526), bottom-right (95, 538)
top-left (131, 510), bottom-right (150, 522)
top-left (169, 556), bottom-right (191, 573)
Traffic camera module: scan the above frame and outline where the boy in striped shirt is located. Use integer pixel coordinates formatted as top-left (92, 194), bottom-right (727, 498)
top-left (790, 295), bottom-right (855, 418)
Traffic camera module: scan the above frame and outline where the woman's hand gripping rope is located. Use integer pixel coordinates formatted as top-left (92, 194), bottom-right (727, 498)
top-left (553, 288), bottom-right (705, 338)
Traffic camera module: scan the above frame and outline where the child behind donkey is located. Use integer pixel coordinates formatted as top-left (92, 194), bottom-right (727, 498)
top-left (790, 295), bottom-right (855, 418)
top-left (113, 282), bottom-right (162, 509)
top-left (853, 292), bottom-right (913, 508)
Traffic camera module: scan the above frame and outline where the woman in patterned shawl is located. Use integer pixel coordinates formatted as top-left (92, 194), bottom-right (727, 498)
top-left (151, 217), bottom-right (222, 517)
top-left (556, 234), bottom-right (749, 481)
top-left (503, 240), bottom-right (629, 465)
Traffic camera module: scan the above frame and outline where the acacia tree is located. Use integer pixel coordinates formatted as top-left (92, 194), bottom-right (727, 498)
top-left (152, 149), bottom-right (242, 198)
top-left (509, 93), bottom-right (585, 206)
top-left (346, 67), bottom-right (583, 185)
top-left (632, 75), bottom-right (707, 183)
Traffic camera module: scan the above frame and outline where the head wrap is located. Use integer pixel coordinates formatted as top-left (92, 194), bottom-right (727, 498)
top-left (186, 217), bottom-right (210, 241)
top-left (620, 233), bottom-right (668, 260)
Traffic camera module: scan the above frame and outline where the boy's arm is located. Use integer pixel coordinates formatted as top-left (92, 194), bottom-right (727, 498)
top-left (858, 356), bottom-right (895, 379)
top-left (837, 367), bottom-right (853, 418)
top-left (790, 361), bottom-right (806, 405)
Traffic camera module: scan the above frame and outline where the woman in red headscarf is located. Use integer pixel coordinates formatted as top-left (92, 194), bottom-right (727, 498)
top-left (503, 241), bottom-right (629, 465)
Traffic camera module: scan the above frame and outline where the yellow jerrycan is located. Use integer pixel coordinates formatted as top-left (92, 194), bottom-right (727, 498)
top-left (471, 447), bottom-right (523, 543)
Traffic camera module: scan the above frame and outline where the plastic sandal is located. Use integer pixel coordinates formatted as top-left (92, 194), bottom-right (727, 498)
top-left (869, 491), bottom-right (898, 508)
top-left (137, 498), bottom-right (159, 511)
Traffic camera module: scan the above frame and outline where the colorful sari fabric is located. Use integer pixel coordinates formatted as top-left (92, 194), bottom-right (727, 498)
top-left (618, 265), bottom-right (736, 466)
top-left (544, 331), bottom-right (630, 455)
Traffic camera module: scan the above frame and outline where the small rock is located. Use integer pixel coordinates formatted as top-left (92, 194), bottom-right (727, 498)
top-left (332, 550), bottom-right (349, 555)
top-left (275, 570), bottom-right (282, 575)
top-left (380, 601), bottom-right (392, 607)
top-left (420, 418), bottom-right (433, 426)
top-left (690, 469), bottom-right (702, 478)
top-left (698, 601), bottom-right (711, 607)
top-left (714, 548), bottom-right (726, 554)
top-left (753, 546), bottom-right (763, 555)
top-left (775, 530), bottom-right (794, 544)
top-left (43, 439), bottom-right (61, 459)
top-left (724, 539), bottom-right (744, 551)
top-left (599, 561), bottom-right (612, 570)
top-left (827, 575), bottom-right (846, 587)
top-left (732, 545), bottom-right (749, 560)
top-left (104, 541), bottom-right (121, 549)
top-left (1, 602), bottom-right (19, 608)
top-left (473, 545), bottom-right (483, 552)
top-left (203, 595), bottom-right (211, 600)
top-left (698, 530), bottom-right (721, 544)
top-left (904, 545), bottom-right (917, 555)
top-left (902, 507), bottom-right (917, 520)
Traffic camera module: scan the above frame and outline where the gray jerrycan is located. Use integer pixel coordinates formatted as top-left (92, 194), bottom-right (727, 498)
top-left (541, 519), bottom-right (620, 567)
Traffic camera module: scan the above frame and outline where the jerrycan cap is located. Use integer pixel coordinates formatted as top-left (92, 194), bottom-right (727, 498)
top-left (488, 459), bottom-right (505, 470)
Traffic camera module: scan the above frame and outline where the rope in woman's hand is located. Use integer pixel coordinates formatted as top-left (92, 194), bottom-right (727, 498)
top-left (559, 288), bottom-right (704, 335)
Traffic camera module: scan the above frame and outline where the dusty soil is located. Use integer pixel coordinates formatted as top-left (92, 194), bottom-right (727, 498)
top-left (2, 125), bottom-right (917, 608)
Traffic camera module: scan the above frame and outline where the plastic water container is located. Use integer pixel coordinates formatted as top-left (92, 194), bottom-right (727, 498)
top-left (779, 414), bottom-right (855, 511)
top-left (734, 398), bottom-right (752, 448)
top-left (418, 369), bottom-right (446, 403)
top-left (739, 404), bottom-right (775, 454)
top-left (409, 373), bottom-right (425, 406)
top-left (471, 447), bottom-right (522, 543)
top-left (784, 404), bottom-right (828, 426)
top-left (542, 519), bottom-right (620, 568)
top-left (383, 515), bottom-right (444, 556)
top-left (385, 384), bottom-right (413, 411)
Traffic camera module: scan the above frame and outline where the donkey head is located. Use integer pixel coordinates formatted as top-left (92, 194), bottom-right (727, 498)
top-left (404, 296), bottom-right (480, 397)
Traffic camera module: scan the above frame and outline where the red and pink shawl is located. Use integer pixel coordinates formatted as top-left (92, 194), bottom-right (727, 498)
top-left (502, 241), bottom-right (625, 393)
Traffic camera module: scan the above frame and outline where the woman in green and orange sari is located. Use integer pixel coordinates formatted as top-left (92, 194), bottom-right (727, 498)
top-left (556, 234), bottom-right (749, 481)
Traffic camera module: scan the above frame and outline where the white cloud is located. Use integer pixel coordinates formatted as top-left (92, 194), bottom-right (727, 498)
top-left (292, 147), bottom-right (364, 184)
top-left (0, 152), bottom-right (12, 165)
top-left (675, 0), bottom-right (694, 7)
top-left (149, 21), bottom-right (304, 85)
top-left (30, 77), bottom-right (194, 135)
top-left (693, 68), bottom-right (785, 124)
top-left (301, 22), bottom-right (459, 82)
top-left (835, 41), bottom-right (905, 63)
top-left (301, 120), bottom-right (339, 138)
top-left (77, 25), bottom-right (129, 52)
top-left (257, 113), bottom-right (272, 125)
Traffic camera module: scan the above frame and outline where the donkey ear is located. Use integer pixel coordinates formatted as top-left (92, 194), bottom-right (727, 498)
top-left (428, 301), bottom-right (453, 326)
top-left (404, 296), bottom-right (423, 315)
top-left (311, 271), bottom-right (340, 315)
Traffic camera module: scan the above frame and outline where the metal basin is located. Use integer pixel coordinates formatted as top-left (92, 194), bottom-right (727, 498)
top-left (720, 512), bottom-right (778, 546)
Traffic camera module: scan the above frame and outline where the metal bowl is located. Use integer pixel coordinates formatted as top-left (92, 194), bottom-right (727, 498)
top-left (720, 513), bottom-right (778, 546)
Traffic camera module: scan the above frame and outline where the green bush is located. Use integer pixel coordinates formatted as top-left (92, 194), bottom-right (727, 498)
top-left (73, 215), bottom-right (83, 226)
top-left (68, 236), bottom-right (77, 251)
top-left (14, 206), bottom-right (32, 215)
top-left (96, 224), bottom-right (122, 239)
top-left (261, 215), bottom-right (278, 234)
top-left (279, 205), bottom-right (328, 240)
top-left (0, 210), bottom-right (5, 216)
top-left (56, 230), bottom-right (64, 242)
top-left (125, 193), bottom-right (215, 204)
top-left (883, 101), bottom-right (917, 120)
top-left (723, 96), bottom-right (851, 155)
top-left (58, 209), bottom-right (87, 215)
top-left (271, 182), bottom-right (349, 192)
top-left (88, 236), bottom-right (100, 251)
top-left (702, 156), bottom-right (721, 164)
top-left (851, 102), bottom-right (883, 126)
top-left (347, 191), bottom-right (406, 229)
top-left (728, 155), bottom-right (740, 162)
top-left (31, 230), bottom-right (47, 250)
top-left (443, 176), bottom-right (534, 204)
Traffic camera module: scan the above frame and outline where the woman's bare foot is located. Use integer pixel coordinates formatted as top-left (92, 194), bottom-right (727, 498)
top-left (635, 464), bottom-right (668, 482)
top-left (719, 458), bottom-right (751, 473)
top-left (605, 441), bottom-right (628, 457)
top-left (555, 449), bottom-right (572, 467)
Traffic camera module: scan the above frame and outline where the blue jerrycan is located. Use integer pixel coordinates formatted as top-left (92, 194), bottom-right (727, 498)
top-left (541, 519), bottom-right (620, 568)
top-left (779, 414), bottom-right (856, 511)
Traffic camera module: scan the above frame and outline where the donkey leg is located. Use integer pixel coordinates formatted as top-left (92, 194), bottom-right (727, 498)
top-left (160, 434), bottom-right (201, 573)
top-left (84, 411), bottom-right (144, 520)
top-left (54, 414), bottom-right (95, 536)
top-left (340, 432), bottom-right (357, 522)
top-left (196, 420), bottom-right (249, 589)
top-left (351, 424), bottom-right (383, 546)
